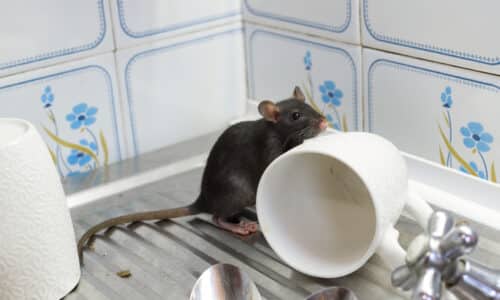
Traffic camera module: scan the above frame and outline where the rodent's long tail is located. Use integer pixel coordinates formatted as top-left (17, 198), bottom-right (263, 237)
top-left (77, 205), bottom-right (195, 265)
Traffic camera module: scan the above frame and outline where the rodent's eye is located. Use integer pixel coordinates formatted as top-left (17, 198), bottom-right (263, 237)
top-left (291, 111), bottom-right (301, 121)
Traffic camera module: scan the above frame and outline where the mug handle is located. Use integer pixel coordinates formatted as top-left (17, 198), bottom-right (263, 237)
top-left (376, 189), bottom-right (434, 269)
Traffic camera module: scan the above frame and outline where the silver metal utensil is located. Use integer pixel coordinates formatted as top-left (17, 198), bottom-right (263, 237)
top-left (189, 263), bottom-right (262, 300)
top-left (306, 287), bottom-right (358, 300)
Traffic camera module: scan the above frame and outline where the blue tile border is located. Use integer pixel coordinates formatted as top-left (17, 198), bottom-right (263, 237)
top-left (247, 29), bottom-right (359, 130)
top-left (124, 28), bottom-right (242, 155)
top-left (0, 0), bottom-right (107, 71)
top-left (363, 0), bottom-right (500, 65)
top-left (0, 65), bottom-right (122, 160)
top-left (367, 59), bottom-right (500, 131)
top-left (116, 0), bottom-right (240, 39)
top-left (244, 0), bottom-right (352, 33)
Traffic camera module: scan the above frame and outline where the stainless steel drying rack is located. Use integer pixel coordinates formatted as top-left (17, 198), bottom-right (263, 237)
top-left (63, 131), bottom-right (500, 300)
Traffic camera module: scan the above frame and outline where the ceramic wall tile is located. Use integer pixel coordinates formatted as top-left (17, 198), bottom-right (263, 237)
top-left (362, 0), bottom-right (500, 75)
top-left (364, 48), bottom-right (500, 184)
top-left (246, 25), bottom-right (362, 131)
top-left (115, 24), bottom-right (247, 156)
top-left (110, 0), bottom-right (242, 48)
top-left (243, 0), bottom-right (360, 45)
top-left (0, 53), bottom-right (125, 178)
top-left (0, 0), bottom-right (114, 78)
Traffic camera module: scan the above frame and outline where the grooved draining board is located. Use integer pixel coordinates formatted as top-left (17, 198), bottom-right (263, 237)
top-left (66, 168), bottom-right (407, 300)
top-left (64, 130), bottom-right (500, 300)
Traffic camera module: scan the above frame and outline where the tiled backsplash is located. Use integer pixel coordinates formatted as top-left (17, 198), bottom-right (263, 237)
top-left (116, 24), bottom-right (246, 156)
top-left (1, 0), bottom-right (499, 187)
top-left (245, 25), bottom-right (362, 131)
top-left (0, 0), bottom-right (246, 178)
top-left (243, 0), bottom-right (360, 44)
top-left (0, 53), bottom-right (124, 177)
top-left (243, 1), bottom-right (500, 187)
top-left (0, 0), bottom-right (114, 77)
top-left (110, 0), bottom-right (241, 48)
top-left (361, 0), bottom-right (500, 76)
top-left (364, 49), bottom-right (500, 184)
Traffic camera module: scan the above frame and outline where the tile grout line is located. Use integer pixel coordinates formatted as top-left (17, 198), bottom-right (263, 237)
top-left (111, 49), bottom-right (131, 159)
top-left (0, 14), bottom-right (243, 82)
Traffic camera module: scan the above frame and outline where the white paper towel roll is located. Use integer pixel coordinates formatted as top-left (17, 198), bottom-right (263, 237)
top-left (0, 119), bottom-right (80, 300)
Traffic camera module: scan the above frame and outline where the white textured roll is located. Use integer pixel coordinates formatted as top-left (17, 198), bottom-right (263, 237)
top-left (0, 119), bottom-right (80, 300)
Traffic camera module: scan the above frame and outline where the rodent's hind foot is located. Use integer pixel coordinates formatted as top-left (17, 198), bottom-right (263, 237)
top-left (213, 216), bottom-right (259, 235)
top-left (239, 220), bottom-right (259, 233)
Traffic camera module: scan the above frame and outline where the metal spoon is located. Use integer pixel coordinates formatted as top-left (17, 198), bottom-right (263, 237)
top-left (189, 263), bottom-right (262, 300)
top-left (190, 263), bottom-right (359, 300)
top-left (306, 287), bottom-right (359, 300)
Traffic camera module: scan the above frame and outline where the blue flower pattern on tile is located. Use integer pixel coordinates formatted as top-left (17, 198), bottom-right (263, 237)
top-left (460, 122), bottom-right (493, 153)
top-left (319, 80), bottom-right (343, 106)
top-left (326, 114), bottom-right (340, 130)
top-left (41, 86), bottom-right (55, 108)
top-left (437, 87), bottom-right (496, 182)
top-left (300, 50), bottom-right (348, 131)
top-left (66, 103), bottom-right (98, 129)
top-left (440, 86), bottom-right (453, 108)
top-left (67, 149), bottom-right (92, 166)
top-left (303, 51), bottom-right (312, 71)
top-left (80, 138), bottom-right (98, 152)
top-left (439, 87), bottom-right (454, 167)
top-left (40, 86), bottom-right (109, 178)
top-left (460, 161), bottom-right (486, 179)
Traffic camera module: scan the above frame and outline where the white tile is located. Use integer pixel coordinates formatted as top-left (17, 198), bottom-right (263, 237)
top-left (246, 24), bottom-right (362, 131)
top-left (115, 23), bottom-right (247, 156)
top-left (364, 48), bottom-right (500, 184)
top-left (243, 0), bottom-right (360, 45)
top-left (0, 53), bottom-right (125, 178)
top-left (362, 0), bottom-right (500, 75)
top-left (0, 0), bottom-right (114, 78)
top-left (110, 0), bottom-right (242, 48)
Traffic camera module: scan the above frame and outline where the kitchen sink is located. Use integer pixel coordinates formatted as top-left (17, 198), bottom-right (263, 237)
top-left (64, 131), bottom-right (500, 300)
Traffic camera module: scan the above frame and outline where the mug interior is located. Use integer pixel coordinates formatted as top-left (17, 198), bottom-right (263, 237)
top-left (0, 119), bottom-right (29, 149)
top-left (257, 152), bottom-right (377, 277)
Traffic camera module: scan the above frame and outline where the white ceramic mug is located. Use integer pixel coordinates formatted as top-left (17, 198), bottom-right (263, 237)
top-left (256, 132), bottom-right (433, 278)
top-left (0, 118), bottom-right (80, 299)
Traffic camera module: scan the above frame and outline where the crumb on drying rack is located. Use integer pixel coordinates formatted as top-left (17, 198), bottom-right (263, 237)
top-left (116, 270), bottom-right (132, 278)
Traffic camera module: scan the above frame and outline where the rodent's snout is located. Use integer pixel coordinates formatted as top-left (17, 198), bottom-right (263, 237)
top-left (318, 118), bottom-right (328, 131)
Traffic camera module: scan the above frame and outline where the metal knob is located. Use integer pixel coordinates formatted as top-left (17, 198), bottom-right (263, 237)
top-left (390, 211), bottom-right (500, 299)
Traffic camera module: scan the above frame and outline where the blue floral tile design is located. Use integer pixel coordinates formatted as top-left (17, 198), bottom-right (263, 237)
top-left (66, 103), bottom-right (98, 129)
top-left (304, 51), bottom-right (312, 70)
top-left (40, 85), bottom-right (111, 177)
top-left (460, 161), bottom-right (486, 179)
top-left (440, 86), bottom-right (453, 108)
top-left (460, 122), bottom-right (493, 153)
top-left (437, 87), bottom-right (496, 182)
top-left (301, 50), bottom-right (348, 131)
top-left (319, 80), bottom-right (343, 106)
top-left (41, 86), bottom-right (55, 108)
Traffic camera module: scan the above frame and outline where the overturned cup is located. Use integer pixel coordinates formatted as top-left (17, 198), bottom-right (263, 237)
top-left (257, 132), bottom-right (434, 278)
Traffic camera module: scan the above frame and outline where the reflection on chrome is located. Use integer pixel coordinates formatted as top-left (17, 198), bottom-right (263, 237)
top-left (190, 263), bottom-right (262, 300)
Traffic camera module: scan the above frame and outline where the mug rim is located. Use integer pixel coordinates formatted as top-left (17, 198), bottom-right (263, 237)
top-left (256, 142), bottom-right (385, 278)
top-left (0, 118), bottom-right (33, 151)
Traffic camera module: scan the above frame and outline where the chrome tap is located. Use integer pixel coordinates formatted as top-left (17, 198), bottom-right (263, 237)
top-left (391, 211), bottom-right (500, 300)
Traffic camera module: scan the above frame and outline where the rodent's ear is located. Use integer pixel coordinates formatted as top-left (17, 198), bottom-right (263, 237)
top-left (258, 100), bottom-right (280, 123)
top-left (293, 86), bottom-right (306, 102)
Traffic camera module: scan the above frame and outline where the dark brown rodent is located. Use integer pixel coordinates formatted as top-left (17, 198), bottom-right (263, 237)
top-left (77, 86), bottom-right (327, 264)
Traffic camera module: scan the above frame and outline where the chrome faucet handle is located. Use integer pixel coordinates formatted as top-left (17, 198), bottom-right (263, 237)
top-left (391, 211), bottom-right (478, 299)
top-left (445, 258), bottom-right (500, 300)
